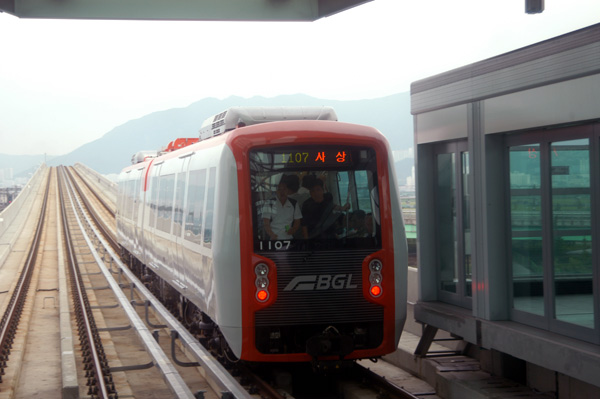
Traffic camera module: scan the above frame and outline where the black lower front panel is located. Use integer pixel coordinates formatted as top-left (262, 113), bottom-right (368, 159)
top-left (256, 321), bottom-right (383, 355)
top-left (255, 250), bottom-right (384, 355)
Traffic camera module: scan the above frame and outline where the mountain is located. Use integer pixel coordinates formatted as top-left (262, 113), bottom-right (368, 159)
top-left (18, 93), bottom-right (413, 175)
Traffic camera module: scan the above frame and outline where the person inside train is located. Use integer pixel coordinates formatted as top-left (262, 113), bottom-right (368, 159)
top-left (287, 173), bottom-right (310, 209)
top-left (347, 209), bottom-right (369, 238)
top-left (261, 175), bottom-right (302, 240)
top-left (301, 175), bottom-right (350, 240)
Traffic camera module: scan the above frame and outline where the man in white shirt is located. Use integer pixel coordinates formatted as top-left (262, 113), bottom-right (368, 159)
top-left (262, 176), bottom-right (302, 240)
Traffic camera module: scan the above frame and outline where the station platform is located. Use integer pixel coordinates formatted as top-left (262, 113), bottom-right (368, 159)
top-left (384, 331), bottom-right (555, 399)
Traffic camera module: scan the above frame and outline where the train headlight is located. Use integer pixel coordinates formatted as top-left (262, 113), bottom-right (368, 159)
top-left (255, 263), bottom-right (270, 302)
top-left (369, 273), bottom-right (382, 285)
top-left (255, 277), bottom-right (269, 289)
top-left (255, 263), bottom-right (269, 276)
top-left (368, 259), bottom-right (383, 298)
top-left (369, 259), bottom-right (383, 272)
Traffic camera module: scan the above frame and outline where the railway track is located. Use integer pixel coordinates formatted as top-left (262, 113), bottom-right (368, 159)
top-left (58, 167), bottom-right (117, 398)
top-left (0, 164), bottom-right (437, 399)
top-left (58, 165), bottom-right (210, 398)
top-left (0, 170), bottom-right (50, 385)
top-left (64, 165), bottom-right (435, 399)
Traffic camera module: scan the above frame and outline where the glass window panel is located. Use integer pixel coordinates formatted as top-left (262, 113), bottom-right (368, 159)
top-left (121, 179), bottom-right (129, 219)
top-left (355, 170), bottom-right (373, 212)
top-left (158, 174), bottom-right (175, 233)
top-left (462, 152), bottom-right (472, 297)
top-left (203, 167), bottom-right (217, 248)
top-left (172, 173), bottom-right (185, 237)
top-left (249, 146), bottom-right (381, 251)
top-left (128, 179), bottom-right (135, 220)
top-left (132, 176), bottom-right (140, 221)
top-left (337, 171), bottom-right (349, 207)
top-left (551, 139), bottom-right (593, 328)
top-left (149, 176), bottom-right (158, 228)
top-left (510, 145), bottom-right (544, 316)
top-left (184, 169), bottom-right (206, 245)
top-left (437, 153), bottom-right (457, 293)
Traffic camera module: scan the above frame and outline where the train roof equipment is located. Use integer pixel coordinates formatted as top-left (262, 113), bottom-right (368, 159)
top-left (131, 150), bottom-right (158, 165)
top-left (130, 138), bottom-right (200, 165)
top-left (162, 137), bottom-right (199, 152)
top-left (198, 106), bottom-right (338, 141)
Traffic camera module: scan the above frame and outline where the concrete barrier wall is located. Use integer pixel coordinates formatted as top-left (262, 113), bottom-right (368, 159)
top-left (0, 164), bottom-right (48, 266)
top-left (73, 162), bottom-right (117, 205)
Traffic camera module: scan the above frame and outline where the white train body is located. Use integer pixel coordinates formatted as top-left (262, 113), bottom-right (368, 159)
top-left (118, 140), bottom-right (244, 351)
top-left (117, 107), bottom-right (407, 362)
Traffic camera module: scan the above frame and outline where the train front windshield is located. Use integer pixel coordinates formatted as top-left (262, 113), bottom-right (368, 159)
top-left (250, 145), bottom-right (382, 251)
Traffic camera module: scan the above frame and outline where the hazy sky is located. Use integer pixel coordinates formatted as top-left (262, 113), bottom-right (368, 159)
top-left (1, 0), bottom-right (600, 156)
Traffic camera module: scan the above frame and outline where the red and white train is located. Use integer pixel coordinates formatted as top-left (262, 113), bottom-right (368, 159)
top-left (117, 106), bottom-right (407, 364)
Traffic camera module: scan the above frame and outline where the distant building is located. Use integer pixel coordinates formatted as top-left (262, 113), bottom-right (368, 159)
top-left (0, 186), bottom-right (21, 212)
top-left (392, 148), bottom-right (414, 162)
top-left (405, 166), bottom-right (415, 188)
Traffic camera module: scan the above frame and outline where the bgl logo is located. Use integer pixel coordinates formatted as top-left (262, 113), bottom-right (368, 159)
top-left (284, 274), bottom-right (357, 291)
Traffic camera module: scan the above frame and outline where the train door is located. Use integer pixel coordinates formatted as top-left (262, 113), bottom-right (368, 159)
top-left (172, 155), bottom-right (191, 289)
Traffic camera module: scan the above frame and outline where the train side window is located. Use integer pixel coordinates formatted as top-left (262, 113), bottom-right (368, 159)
top-left (173, 172), bottom-right (186, 237)
top-left (148, 164), bottom-right (162, 229)
top-left (203, 167), bottom-right (217, 248)
top-left (120, 179), bottom-right (128, 219)
top-left (116, 178), bottom-right (124, 219)
top-left (127, 179), bottom-right (135, 220)
top-left (184, 169), bottom-right (207, 245)
top-left (121, 180), bottom-right (128, 219)
top-left (158, 174), bottom-right (175, 233)
top-left (148, 176), bottom-right (159, 228)
top-left (131, 173), bottom-right (141, 221)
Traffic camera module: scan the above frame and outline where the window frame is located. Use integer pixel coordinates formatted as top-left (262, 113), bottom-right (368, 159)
top-left (433, 140), bottom-right (472, 309)
top-left (505, 123), bottom-right (600, 344)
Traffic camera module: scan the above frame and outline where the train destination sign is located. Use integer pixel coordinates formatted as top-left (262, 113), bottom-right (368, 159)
top-left (270, 148), bottom-right (353, 167)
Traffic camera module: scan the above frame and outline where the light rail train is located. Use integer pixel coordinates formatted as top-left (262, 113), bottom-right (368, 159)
top-left (117, 106), bottom-right (407, 364)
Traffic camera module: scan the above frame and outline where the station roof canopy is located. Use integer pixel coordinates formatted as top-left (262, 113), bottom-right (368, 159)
top-left (0, 0), bottom-right (371, 20)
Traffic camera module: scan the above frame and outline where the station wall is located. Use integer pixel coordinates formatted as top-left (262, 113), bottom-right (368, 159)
top-left (411, 23), bottom-right (600, 395)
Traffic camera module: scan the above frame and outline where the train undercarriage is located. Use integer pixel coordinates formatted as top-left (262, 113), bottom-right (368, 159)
top-left (120, 249), bottom-right (240, 368)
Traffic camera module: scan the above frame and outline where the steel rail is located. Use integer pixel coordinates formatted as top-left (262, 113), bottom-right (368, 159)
top-left (70, 166), bottom-right (116, 218)
top-left (65, 167), bottom-right (118, 251)
top-left (81, 207), bottom-right (253, 398)
top-left (61, 166), bottom-right (198, 399)
top-left (0, 171), bottom-right (50, 382)
top-left (58, 166), bottom-right (113, 399)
